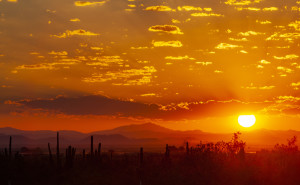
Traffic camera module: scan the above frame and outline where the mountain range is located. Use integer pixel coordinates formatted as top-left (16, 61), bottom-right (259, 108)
top-left (0, 123), bottom-right (299, 152)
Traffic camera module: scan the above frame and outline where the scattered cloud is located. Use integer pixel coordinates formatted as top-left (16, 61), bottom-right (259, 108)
top-left (277, 66), bottom-right (293, 74)
top-left (152, 40), bottom-right (183, 47)
top-left (238, 31), bottom-right (265, 36)
top-left (144, 6), bottom-right (175, 12)
top-left (215, 43), bottom-right (242, 49)
top-left (48, 51), bottom-right (68, 56)
top-left (229, 37), bottom-right (248, 42)
top-left (288, 20), bottom-right (300, 31)
top-left (74, 1), bottom-right (106, 7)
top-left (130, 46), bottom-right (149, 50)
top-left (224, 0), bottom-right (263, 6)
top-left (235, 7), bottom-right (261, 11)
top-left (148, 25), bottom-right (183, 35)
top-left (256, 20), bottom-right (272, 24)
top-left (51, 29), bottom-right (100, 38)
top-left (164, 55), bottom-right (195, 60)
top-left (274, 54), bottom-right (299, 60)
top-left (263, 7), bottom-right (278, 11)
top-left (195, 61), bottom-right (212, 66)
top-left (177, 6), bottom-right (202, 11)
top-left (191, 13), bottom-right (224, 17)
top-left (242, 84), bottom-right (275, 90)
top-left (82, 66), bottom-right (157, 85)
top-left (140, 93), bottom-right (157, 97)
top-left (16, 59), bottom-right (81, 70)
top-left (214, 70), bottom-right (224, 73)
top-left (259, 60), bottom-right (271, 64)
top-left (70, 18), bottom-right (81, 22)
top-left (85, 56), bottom-right (123, 66)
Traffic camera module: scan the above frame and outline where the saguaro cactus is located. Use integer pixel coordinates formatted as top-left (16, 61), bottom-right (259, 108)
top-left (83, 149), bottom-right (86, 159)
top-left (4, 148), bottom-right (8, 158)
top-left (186, 142), bottom-right (189, 155)
top-left (98, 143), bottom-right (101, 158)
top-left (57, 132), bottom-right (60, 167)
top-left (90, 135), bottom-right (94, 158)
top-left (140, 147), bottom-right (143, 166)
top-left (9, 136), bottom-right (12, 160)
top-left (165, 144), bottom-right (170, 158)
top-left (66, 145), bottom-right (76, 168)
top-left (48, 143), bottom-right (53, 163)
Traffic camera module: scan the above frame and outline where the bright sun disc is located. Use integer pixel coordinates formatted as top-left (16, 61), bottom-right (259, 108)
top-left (238, 115), bottom-right (256, 127)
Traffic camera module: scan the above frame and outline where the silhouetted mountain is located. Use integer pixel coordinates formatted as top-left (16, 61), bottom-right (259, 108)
top-left (0, 127), bottom-right (85, 140)
top-left (0, 124), bottom-right (300, 151)
top-left (90, 122), bottom-right (172, 138)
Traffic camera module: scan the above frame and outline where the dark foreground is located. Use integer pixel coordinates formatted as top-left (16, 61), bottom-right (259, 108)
top-left (2, 149), bottom-right (300, 185)
top-left (1, 133), bottom-right (299, 185)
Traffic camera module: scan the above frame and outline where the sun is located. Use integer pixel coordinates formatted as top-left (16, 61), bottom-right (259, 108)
top-left (238, 115), bottom-right (256, 127)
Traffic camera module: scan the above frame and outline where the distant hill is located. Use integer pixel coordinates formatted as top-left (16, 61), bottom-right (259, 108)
top-left (0, 123), bottom-right (299, 151)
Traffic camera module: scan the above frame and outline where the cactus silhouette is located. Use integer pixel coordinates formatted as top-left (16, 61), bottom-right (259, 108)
top-left (48, 143), bottom-right (53, 163)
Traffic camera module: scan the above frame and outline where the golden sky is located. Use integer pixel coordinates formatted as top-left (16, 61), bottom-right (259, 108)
top-left (0, 0), bottom-right (300, 132)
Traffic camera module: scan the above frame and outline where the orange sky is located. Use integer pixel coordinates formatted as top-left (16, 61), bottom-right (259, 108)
top-left (0, 0), bottom-right (300, 133)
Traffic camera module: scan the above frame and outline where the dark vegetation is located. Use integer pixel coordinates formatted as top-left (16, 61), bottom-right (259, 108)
top-left (1, 132), bottom-right (300, 185)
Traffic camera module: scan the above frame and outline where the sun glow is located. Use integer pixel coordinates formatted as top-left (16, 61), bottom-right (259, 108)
top-left (238, 115), bottom-right (256, 127)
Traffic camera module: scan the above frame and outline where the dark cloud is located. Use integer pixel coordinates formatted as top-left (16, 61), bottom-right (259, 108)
top-left (282, 108), bottom-right (300, 115)
top-left (20, 95), bottom-right (161, 118)
top-left (19, 96), bottom-right (272, 120)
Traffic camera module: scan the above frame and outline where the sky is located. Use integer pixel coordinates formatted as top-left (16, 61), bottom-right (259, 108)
top-left (0, 0), bottom-right (300, 133)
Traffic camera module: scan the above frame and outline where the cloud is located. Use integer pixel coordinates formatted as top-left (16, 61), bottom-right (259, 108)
top-left (51, 29), bottom-right (100, 38)
top-left (16, 59), bottom-right (81, 70)
top-left (214, 70), bottom-right (224, 73)
top-left (82, 66), bottom-right (157, 85)
top-left (235, 7), bottom-right (261, 11)
top-left (259, 59), bottom-right (271, 64)
top-left (164, 55), bottom-right (195, 60)
top-left (291, 82), bottom-right (300, 87)
top-left (256, 20), bottom-right (272, 24)
top-left (262, 96), bottom-right (300, 115)
top-left (274, 54), bottom-right (299, 60)
top-left (16, 64), bottom-right (56, 70)
top-left (241, 85), bottom-right (275, 90)
top-left (48, 51), bottom-right (68, 56)
top-left (177, 6), bottom-right (202, 11)
top-left (238, 31), bottom-right (265, 36)
top-left (263, 7), bottom-right (278, 11)
top-left (140, 93), bottom-right (157, 97)
top-left (148, 25), bottom-right (183, 35)
top-left (191, 13), bottom-right (223, 17)
top-left (229, 37), bottom-right (248, 42)
top-left (19, 95), bottom-right (161, 118)
top-left (90, 47), bottom-right (103, 50)
top-left (195, 62), bottom-right (212, 66)
top-left (289, 20), bottom-right (300, 31)
top-left (74, 1), bottom-right (106, 7)
top-left (130, 46), bottom-right (149, 50)
top-left (152, 40), bottom-right (183, 47)
top-left (266, 32), bottom-right (300, 42)
top-left (144, 6), bottom-right (175, 12)
top-left (85, 56), bottom-right (123, 66)
top-left (224, 0), bottom-right (263, 6)
top-left (215, 43), bottom-right (242, 49)
top-left (70, 18), bottom-right (81, 22)
top-left (277, 66), bottom-right (293, 74)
